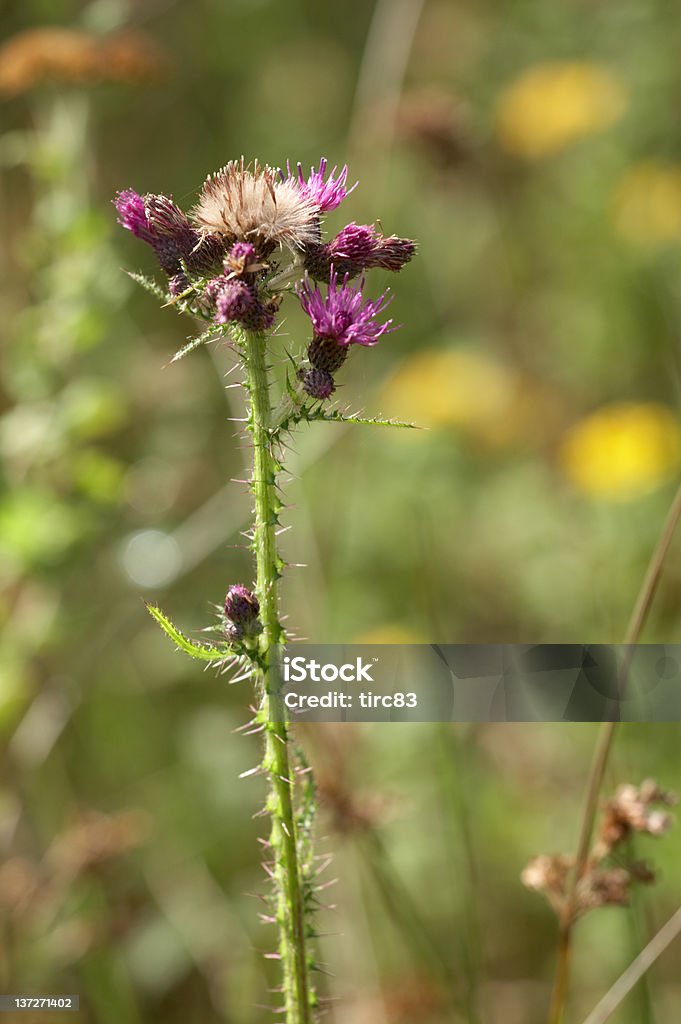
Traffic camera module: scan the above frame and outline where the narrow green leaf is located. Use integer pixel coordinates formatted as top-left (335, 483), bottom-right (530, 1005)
top-left (271, 405), bottom-right (421, 440)
top-left (312, 409), bottom-right (420, 430)
top-left (145, 603), bottom-right (228, 661)
top-left (126, 270), bottom-right (166, 300)
top-left (169, 325), bottom-right (223, 364)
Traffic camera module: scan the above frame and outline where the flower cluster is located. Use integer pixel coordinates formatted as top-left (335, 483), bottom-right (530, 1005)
top-left (522, 779), bottom-right (676, 919)
top-left (114, 157), bottom-right (414, 402)
top-left (593, 779), bottom-right (677, 855)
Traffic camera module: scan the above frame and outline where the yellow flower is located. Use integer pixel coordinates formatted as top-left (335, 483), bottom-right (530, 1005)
top-left (379, 347), bottom-right (560, 447)
top-left (381, 348), bottom-right (511, 426)
top-left (559, 402), bottom-right (681, 499)
top-left (496, 61), bottom-right (626, 159)
top-left (612, 162), bottom-right (681, 244)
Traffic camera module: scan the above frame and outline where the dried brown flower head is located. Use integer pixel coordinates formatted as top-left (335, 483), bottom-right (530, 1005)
top-left (523, 779), bottom-right (675, 921)
top-left (594, 779), bottom-right (677, 859)
top-left (0, 28), bottom-right (168, 96)
top-left (521, 853), bottom-right (572, 915)
top-left (192, 159), bottom-right (321, 254)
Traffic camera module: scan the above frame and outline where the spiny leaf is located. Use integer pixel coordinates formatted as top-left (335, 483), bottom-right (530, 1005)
top-left (169, 325), bottom-right (224, 364)
top-left (306, 408), bottom-right (420, 430)
top-left (271, 404), bottom-right (421, 440)
top-left (126, 270), bottom-right (166, 300)
top-left (145, 603), bottom-right (228, 661)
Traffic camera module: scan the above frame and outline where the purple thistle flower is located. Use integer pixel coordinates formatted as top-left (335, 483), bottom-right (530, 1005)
top-left (144, 194), bottom-right (195, 244)
top-left (297, 269), bottom-right (394, 348)
top-left (114, 189), bottom-right (226, 277)
top-left (224, 241), bottom-right (262, 280)
top-left (224, 584), bottom-right (260, 624)
top-left (229, 241), bottom-right (258, 266)
top-left (328, 222), bottom-right (376, 265)
top-left (115, 189), bottom-right (184, 274)
top-left (207, 276), bottom-right (277, 332)
top-left (214, 280), bottom-right (253, 324)
top-left (304, 222), bottom-right (416, 281)
top-left (283, 158), bottom-right (356, 213)
top-left (115, 189), bottom-right (155, 244)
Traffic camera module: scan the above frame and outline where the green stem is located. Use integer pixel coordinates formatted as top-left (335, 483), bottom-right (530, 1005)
top-left (244, 329), bottom-right (313, 1024)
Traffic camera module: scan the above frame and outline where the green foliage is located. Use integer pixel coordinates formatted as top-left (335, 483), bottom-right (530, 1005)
top-left (145, 603), bottom-right (229, 662)
top-left (279, 404), bottom-right (420, 435)
top-left (127, 270), bottom-right (167, 301)
top-left (169, 325), bottom-right (224, 364)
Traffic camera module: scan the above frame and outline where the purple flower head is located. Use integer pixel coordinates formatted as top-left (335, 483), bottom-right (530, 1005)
top-left (328, 222), bottom-right (378, 268)
top-left (304, 223), bottom-right (415, 281)
top-left (208, 277), bottom-right (277, 332)
top-left (144, 194), bottom-right (194, 242)
top-left (224, 584), bottom-right (260, 625)
top-left (115, 189), bottom-right (155, 244)
top-left (229, 241), bottom-right (257, 265)
top-left (283, 158), bottom-right (356, 213)
top-left (115, 189), bottom-right (226, 277)
top-left (297, 269), bottom-right (395, 348)
top-left (224, 241), bottom-right (260, 278)
top-left (214, 280), bottom-right (254, 324)
top-left (144, 195), bottom-right (226, 275)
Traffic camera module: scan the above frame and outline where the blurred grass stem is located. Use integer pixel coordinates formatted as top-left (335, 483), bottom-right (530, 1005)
top-left (548, 479), bottom-right (681, 1024)
top-left (350, 0), bottom-right (425, 170)
top-left (581, 903), bottom-right (681, 1024)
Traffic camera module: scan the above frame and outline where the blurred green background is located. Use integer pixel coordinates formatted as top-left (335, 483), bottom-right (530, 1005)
top-left (2, 0), bottom-right (681, 1021)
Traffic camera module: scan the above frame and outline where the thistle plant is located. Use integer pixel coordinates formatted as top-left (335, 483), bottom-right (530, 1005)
top-left (114, 157), bottom-right (414, 1023)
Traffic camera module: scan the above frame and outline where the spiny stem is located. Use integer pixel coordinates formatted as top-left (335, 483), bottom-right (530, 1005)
top-left (244, 329), bottom-right (313, 1024)
top-left (547, 479), bottom-right (681, 1024)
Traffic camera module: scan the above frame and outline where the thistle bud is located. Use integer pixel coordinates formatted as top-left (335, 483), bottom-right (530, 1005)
top-left (302, 368), bottom-right (336, 400)
top-left (224, 585), bottom-right (262, 637)
top-left (226, 241), bottom-right (258, 275)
